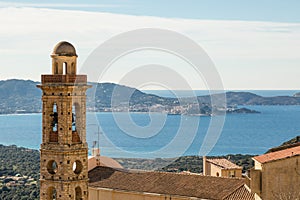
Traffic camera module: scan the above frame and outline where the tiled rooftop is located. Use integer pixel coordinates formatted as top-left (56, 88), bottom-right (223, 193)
top-left (224, 185), bottom-right (254, 200)
top-left (207, 158), bottom-right (242, 169)
top-left (89, 166), bottom-right (253, 200)
top-left (253, 145), bottom-right (300, 164)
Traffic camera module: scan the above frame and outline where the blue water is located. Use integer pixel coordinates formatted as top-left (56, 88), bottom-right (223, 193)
top-left (0, 106), bottom-right (300, 158)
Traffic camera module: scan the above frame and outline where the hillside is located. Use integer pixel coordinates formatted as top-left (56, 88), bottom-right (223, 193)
top-left (0, 79), bottom-right (299, 114)
top-left (266, 135), bottom-right (300, 153)
top-left (0, 145), bottom-right (39, 200)
top-left (197, 92), bottom-right (300, 105)
top-left (0, 79), bottom-right (41, 114)
top-left (0, 144), bottom-right (255, 199)
top-left (0, 135), bottom-right (298, 198)
top-left (86, 82), bottom-right (177, 110)
top-left (116, 154), bottom-right (255, 174)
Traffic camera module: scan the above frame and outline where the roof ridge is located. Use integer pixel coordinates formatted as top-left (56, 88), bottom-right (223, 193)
top-left (94, 166), bottom-right (245, 180)
top-left (253, 145), bottom-right (300, 164)
top-left (222, 183), bottom-right (255, 200)
top-left (99, 166), bottom-right (199, 176)
top-left (206, 158), bottom-right (242, 169)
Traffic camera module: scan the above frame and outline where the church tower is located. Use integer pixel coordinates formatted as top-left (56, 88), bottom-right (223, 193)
top-left (37, 41), bottom-right (91, 200)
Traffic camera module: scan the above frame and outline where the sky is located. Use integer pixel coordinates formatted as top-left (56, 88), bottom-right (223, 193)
top-left (0, 0), bottom-right (300, 90)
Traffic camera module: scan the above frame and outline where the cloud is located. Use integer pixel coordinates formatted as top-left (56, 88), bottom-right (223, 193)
top-left (0, 1), bottom-right (122, 8)
top-left (0, 7), bottom-right (299, 89)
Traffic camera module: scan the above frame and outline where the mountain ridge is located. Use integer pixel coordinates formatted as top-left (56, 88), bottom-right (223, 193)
top-left (0, 79), bottom-right (298, 114)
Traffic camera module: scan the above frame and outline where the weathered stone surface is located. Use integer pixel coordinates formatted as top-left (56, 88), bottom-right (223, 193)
top-left (38, 42), bottom-right (91, 200)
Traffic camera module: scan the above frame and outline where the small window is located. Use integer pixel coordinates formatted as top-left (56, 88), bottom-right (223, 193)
top-left (47, 160), bottom-right (58, 174)
top-left (73, 160), bottom-right (83, 174)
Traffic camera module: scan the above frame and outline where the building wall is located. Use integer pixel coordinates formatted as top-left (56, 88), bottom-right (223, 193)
top-left (204, 162), bottom-right (242, 178)
top-left (254, 161), bottom-right (262, 170)
top-left (252, 155), bottom-right (300, 200)
top-left (203, 158), bottom-right (242, 178)
top-left (249, 169), bottom-right (261, 197)
top-left (205, 162), bottom-right (222, 177)
top-left (221, 169), bottom-right (242, 178)
top-left (89, 187), bottom-right (198, 200)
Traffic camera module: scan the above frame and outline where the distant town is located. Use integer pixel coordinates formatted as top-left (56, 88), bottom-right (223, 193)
top-left (3, 79), bottom-right (300, 115)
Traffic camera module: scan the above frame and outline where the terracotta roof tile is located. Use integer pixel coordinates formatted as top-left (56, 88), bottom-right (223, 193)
top-left (253, 145), bottom-right (300, 164)
top-left (88, 166), bottom-right (252, 200)
top-left (88, 156), bottom-right (123, 171)
top-left (207, 158), bottom-right (242, 169)
top-left (224, 185), bottom-right (254, 200)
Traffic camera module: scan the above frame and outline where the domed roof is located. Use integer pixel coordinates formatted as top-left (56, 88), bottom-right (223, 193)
top-left (52, 41), bottom-right (77, 56)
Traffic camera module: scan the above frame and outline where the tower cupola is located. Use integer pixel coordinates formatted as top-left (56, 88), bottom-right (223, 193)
top-left (51, 41), bottom-right (78, 75)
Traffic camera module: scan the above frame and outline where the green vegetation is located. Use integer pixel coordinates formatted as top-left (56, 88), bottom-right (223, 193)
top-left (115, 157), bottom-right (174, 171)
top-left (281, 135), bottom-right (300, 146)
top-left (1, 137), bottom-right (299, 199)
top-left (0, 144), bottom-right (256, 199)
top-left (0, 145), bottom-right (39, 200)
top-left (0, 79), bottom-right (41, 114)
top-left (266, 135), bottom-right (300, 153)
top-left (117, 154), bottom-right (255, 173)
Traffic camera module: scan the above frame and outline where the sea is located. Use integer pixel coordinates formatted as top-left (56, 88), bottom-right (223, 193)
top-left (0, 90), bottom-right (300, 158)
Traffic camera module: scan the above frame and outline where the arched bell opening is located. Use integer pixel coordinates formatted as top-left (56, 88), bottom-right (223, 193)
top-left (63, 62), bottom-right (68, 75)
top-left (72, 104), bottom-right (77, 132)
top-left (47, 186), bottom-right (57, 200)
top-left (75, 186), bottom-right (82, 200)
top-left (49, 103), bottom-right (58, 143)
top-left (72, 103), bottom-right (81, 143)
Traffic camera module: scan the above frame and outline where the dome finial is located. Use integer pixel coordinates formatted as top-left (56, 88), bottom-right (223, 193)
top-left (52, 41), bottom-right (77, 57)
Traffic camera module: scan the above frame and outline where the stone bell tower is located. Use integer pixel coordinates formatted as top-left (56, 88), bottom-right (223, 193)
top-left (37, 41), bottom-right (91, 200)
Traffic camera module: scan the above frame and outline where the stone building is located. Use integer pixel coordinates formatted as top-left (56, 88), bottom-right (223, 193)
top-left (38, 42), bottom-right (255, 200)
top-left (250, 143), bottom-right (300, 199)
top-left (203, 157), bottom-right (243, 178)
top-left (37, 41), bottom-right (91, 200)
